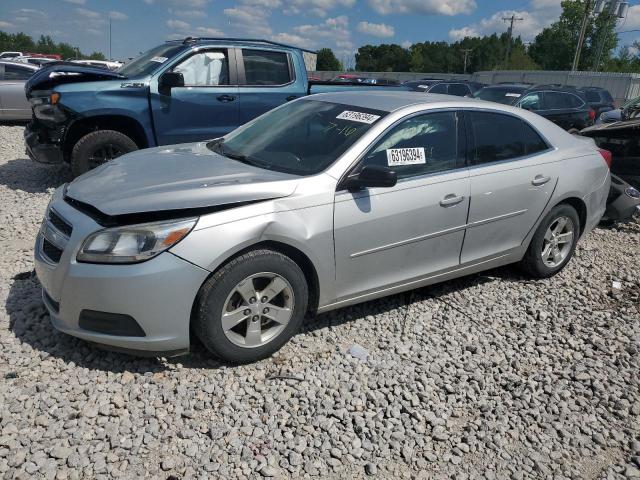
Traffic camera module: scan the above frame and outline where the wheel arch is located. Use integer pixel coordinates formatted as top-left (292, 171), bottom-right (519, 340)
top-left (62, 114), bottom-right (149, 161)
top-left (554, 196), bottom-right (587, 237)
top-left (191, 239), bottom-right (321, 323)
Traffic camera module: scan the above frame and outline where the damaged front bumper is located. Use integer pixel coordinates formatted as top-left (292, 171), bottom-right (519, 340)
top-left (24, 120), bottom-right (66, 165)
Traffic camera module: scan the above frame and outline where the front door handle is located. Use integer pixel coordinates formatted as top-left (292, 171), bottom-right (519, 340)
top-left (439, 194), bottom-right (464, 207)
top-left (531, 175), bottom-right (551, 186)
top-left (217, 94), bottom-right (236, 102)
top-left (286, 95), bottom-right (298, 101)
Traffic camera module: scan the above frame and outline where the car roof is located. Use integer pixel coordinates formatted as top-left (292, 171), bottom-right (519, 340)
top-left (482, 83), bottom-right (530, 89)
top-left (309, 90), bottom-right (479, 112)
top-left (0, 60), bottom-right (39, 69)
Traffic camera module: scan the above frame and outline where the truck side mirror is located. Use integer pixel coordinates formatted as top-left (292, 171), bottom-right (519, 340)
top-left (159, 71), bottom-right (184, 96)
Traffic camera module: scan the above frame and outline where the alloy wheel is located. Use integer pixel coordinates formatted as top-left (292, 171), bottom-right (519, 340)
top-left (88, 144), bottom-right (123, 169)
top-left (541, 216), bottom-right (574, 268)
top-left (221, 272), bottom-right (295, 348)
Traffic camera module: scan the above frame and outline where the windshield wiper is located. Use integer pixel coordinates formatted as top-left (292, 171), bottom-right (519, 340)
top-left (208, 140), bottom-right (265, 168)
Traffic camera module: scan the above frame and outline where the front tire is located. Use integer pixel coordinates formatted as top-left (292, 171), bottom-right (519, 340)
top-left (194, 249), bottom-right (308, 363)
top-left (71, 130), bottom-right (138, 177)
top-left (520, 204), bottom-right (580, 278)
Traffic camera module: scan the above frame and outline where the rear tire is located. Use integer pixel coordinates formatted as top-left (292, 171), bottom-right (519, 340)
top-left (194, 249), bottom-right (308, 363)
top-left (520, 204), bottom-right (580, 278)
top-left (71, 130), bottom-right (137, 177)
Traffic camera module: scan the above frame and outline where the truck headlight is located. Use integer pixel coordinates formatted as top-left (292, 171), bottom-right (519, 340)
top-left (77, 218), bottom-right (197, 264)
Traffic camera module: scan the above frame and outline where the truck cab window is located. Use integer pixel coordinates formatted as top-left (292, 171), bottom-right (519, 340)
top-left (242, 49), bottom-right (291, 86)
top-left (174, 51), bottom-right (229, 86)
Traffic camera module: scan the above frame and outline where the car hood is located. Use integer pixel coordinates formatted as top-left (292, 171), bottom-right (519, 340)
top-left (25, 62), bottom-right (125, 96)
top-left (65, 142), bottom-right (300, 218)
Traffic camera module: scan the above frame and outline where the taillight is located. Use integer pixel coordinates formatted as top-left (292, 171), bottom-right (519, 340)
top-left (589, 109), bottom-right (596, 120)
top-left (598, 148), bottom-right (612, 168)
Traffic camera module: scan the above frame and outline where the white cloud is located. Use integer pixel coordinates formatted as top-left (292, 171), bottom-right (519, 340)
top-left (357, 21), bottom-right (395, 38)
top-left (623, 5), bottom-right (640, 29)
top-left (169, 9), bottom-right (208, 19)
top-left (194, 26), bottom-right (224, 36)
top-left (224, 6), bottom-right (272, 36)
top-left (401, 40), bottom-right (412, 48)
top-left (167, 19), bottom-right (190, 30)
top-left (271, 32), bottom-right (313, 49)
top-left (63, 0), bottom-right (86, 4)
top-left (242, 0), bottom-right (283, 7)
top-left (0, 21), bottom-right (14, 29)
top-left (369, 0), bottom-right (475, 16)
top-left (449, 9), bottom-right (551, 42)
top-left (76, 8), bottom-right (101, 19)
top-left (109, 11), bottom-right (129, 21)
top-left (285, 0), bottom-right (356, 18)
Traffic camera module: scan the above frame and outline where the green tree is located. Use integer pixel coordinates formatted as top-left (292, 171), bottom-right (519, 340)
top-left (529, 0), bottom-right (618, 70)
top-left (355, 44), bottom-right (411, 72)
top-left (316, 48), bottom-right (342, 71)
top-left (0, 29), bottom-right (105, 60)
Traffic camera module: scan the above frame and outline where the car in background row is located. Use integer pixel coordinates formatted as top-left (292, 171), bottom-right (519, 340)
top-left (474, 84), bottom-right (595, 131)
top-left (403, 79), bottom-right (484, 97)
top-left (34, 92), bottom-right (610, 362)
top-left (14, 56), bottom-right (57, 67)
top-left (602, 174), bottom-right (640, 223)
top-left (71, 59), bottom-right (124, 71)
top-left (598, 95), bottom-right (640, 124)
top-left (329, 74), bottom-right (398, 85)
top-left (582, 86), bottom-right (615, 117)
top-left (0, 60), bottom-right (39, 120)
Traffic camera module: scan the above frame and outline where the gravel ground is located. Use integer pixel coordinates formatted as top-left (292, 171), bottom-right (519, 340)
top-left (1, 124), bottom-right (639, 480)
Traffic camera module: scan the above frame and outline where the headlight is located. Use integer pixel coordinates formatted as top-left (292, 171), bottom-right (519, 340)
top-left (77, 218), bottom-right (197, 264)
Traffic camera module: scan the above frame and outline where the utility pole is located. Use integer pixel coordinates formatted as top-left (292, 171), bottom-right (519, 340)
top-left (109, 15), bottom-right (112, 61)
top-left (572, 0), bottom-right (593, 71)
top-left (503, 14), bottom-right (524, 67)
top-left (461, 48), bottom-right (472, 74)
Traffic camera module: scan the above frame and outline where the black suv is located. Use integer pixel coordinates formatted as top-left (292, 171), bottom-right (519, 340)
top-left (474, 84), bottom-right (595, 131)
top-left (404, 79), bottom-right (484, 97)
top-left (581, 86), bottom-right (615, 117)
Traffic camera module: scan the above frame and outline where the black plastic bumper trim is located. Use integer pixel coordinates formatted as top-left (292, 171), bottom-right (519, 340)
top-left (79, 310), bottom-right (146, 337)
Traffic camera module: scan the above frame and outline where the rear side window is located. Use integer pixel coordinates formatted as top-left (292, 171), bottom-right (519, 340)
top-left (468, 111), bottom-right (548, 164)
top-left (544, 91), bottom-right (582, 109)
top-left (4, 64), bottom-right (33, 80)
top-left (242, 49), bottom-right (291, 85)
top-left (585, 91), bottom-right (601, 103)
top-left (567, 94), bottom-right (585, 108)
top-left (449, 83), bottom-right (470, 96)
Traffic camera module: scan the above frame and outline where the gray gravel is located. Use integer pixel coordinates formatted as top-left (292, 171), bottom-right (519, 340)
top-left (1, 124), bottom-right (639, 479)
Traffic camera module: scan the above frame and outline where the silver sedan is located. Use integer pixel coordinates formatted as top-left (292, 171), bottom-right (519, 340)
top-left (0, 60), bottom-right (38, 120)
top-left (34, 92), bottom-right (611, 363)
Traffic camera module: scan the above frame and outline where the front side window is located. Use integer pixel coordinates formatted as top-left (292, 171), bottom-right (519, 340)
top-left (359, 111), bottom-right (458, 179)
top-left (210, 100), bottom-right (386, 175)
top-left (173, 50), bottom-right (229, 86)
top-left (117, 43), bottom-right (185, 78)
top-left (518, 93), bottom-right (542, 111)
top-left (242, 49), bottom-right (291, 85)
top-left (429, 83), bottom-right (448, 94)
top-left (4, 64), bottom-right (34, 80)
top-left (469, 111), bottom-right (548, 164)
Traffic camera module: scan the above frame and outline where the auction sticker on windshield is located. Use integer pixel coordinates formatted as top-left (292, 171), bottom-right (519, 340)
top-left (387, 147), bottom-right (426, 166)
top-left (336, 111), bottom-right (381, 124)
top-left (150, 56), bottom-right (168, 63)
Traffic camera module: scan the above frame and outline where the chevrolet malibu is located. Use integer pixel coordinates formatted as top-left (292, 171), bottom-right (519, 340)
top-left (35, 92), bottom-right (611, 363)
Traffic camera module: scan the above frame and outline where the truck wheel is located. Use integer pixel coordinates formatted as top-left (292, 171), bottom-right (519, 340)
top-left (71, 130), bottom-right (138, 177)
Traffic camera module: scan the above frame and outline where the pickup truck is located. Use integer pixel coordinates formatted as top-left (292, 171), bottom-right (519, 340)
top-left (24, 37), bottom-right (410, 176)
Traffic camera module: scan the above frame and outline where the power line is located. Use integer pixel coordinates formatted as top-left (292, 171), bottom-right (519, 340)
top-left (502, 14), bottom-right (524, 67)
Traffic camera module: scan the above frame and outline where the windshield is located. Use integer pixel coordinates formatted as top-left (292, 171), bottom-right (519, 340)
top-left (473, 87), bottom-right (526, 105)
top-left (117, 43), bottom-right (185, 78)
top-left (209, 99), bottom-right (387, 175)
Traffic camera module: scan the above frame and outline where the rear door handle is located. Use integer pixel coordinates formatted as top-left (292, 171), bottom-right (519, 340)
top-left (439, 194), bottom-right (465, 207)
top-left (217, 94), bottom-right (236, 102)
top-left (531, 175), bottom-right (551, 186)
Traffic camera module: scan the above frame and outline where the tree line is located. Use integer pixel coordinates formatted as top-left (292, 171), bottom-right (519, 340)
top-left (0, 31), bottom-right (105, 60)
top-left (317, 0), bottom-right (640, 73)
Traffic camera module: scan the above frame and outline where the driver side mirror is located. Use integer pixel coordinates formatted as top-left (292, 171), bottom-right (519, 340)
top-left (344, 165), bottom-right (397, 191)
top-left (159, 71), bottom-right (184, 96)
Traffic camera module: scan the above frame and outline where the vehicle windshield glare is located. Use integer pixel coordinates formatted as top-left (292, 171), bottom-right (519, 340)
top-left (473, 87), bottom-right (525, 105)
top-left (117, 44), bottom-right (185, 78)
top-left (210, 100), bottom-right (387, 175)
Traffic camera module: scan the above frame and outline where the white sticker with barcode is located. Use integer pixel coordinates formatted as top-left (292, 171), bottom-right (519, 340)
top-left (386, 147), bottom-right (426, 166)
top-left (505, 92), bottom-right (521, 97)
top-left (150, 56), bottom-right (168, 63)
top-left (336, 110), bottom-right (380, 124)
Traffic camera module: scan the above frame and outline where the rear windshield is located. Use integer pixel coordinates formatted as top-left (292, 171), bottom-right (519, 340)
top-left (117, 44), bottom-right (185, 78)
top-left (473, 87), bottom-right (526, 105)
top-left (209, 99), bottom-right (387, 175)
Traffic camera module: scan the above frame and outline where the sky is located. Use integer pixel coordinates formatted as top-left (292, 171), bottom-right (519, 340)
top-left (2, 0), bottom-right (640, 67)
